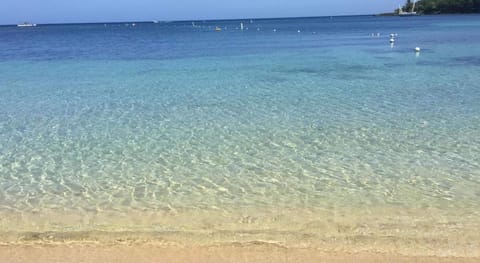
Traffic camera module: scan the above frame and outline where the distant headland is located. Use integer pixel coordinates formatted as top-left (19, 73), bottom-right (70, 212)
top-left (379, 0), bottom-right (480, 16)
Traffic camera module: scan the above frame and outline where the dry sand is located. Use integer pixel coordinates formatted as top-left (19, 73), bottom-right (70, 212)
top-left (1, 243), bottom-right (479, 263)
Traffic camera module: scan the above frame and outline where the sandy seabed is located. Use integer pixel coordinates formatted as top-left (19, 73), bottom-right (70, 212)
top-left (1, 243), bottom-right (479, 263)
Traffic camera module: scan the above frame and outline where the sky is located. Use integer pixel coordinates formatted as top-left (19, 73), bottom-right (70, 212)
top-left (1, 0), bottom-right (406, 25)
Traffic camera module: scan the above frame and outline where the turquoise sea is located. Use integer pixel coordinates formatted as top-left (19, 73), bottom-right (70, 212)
top-left (1, 15), bottom-right (480, 255)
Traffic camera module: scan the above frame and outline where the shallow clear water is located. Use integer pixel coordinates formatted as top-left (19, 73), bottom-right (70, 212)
top-left (1, 15), bottom-right (480, 255)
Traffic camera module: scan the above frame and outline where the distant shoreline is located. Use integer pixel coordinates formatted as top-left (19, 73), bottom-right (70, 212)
top-left (377, 12), bottom-right (480, 16)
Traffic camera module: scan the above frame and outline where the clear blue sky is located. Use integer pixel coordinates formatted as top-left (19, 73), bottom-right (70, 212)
top-left (2, 0), bottom-right (405, 25)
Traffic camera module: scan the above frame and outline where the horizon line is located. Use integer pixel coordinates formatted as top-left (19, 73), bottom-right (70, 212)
top-left (0, 13), bottom-right (381, 27)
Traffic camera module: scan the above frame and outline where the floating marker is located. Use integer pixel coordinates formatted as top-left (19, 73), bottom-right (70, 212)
top-left (297, 30), bottom-right (301, 33)
top-left (390, 38), bottom-right (395, 43)
top-left (415, 47), bottom-right (421, 52)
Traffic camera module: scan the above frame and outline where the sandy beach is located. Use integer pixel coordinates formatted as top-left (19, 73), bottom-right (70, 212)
top-left (1, 243), bottom-right (479, 263)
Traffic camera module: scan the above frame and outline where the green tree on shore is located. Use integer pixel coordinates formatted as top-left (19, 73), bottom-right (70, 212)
top-left (401, 0), bottom-right (480, 14)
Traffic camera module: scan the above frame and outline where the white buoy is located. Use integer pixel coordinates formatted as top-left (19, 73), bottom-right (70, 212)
top-left (415, 47), bottom-right (421, 52)
top-left (390, 33), bottom-right (395, 38)
top-left (297, 30), bottom-right (301, 33)
top-left (390, 38), bottom-right (395, 43)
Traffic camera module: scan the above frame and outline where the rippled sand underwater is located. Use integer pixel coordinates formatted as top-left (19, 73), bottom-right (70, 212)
top-left (0, 15), bottom-right (480, 256)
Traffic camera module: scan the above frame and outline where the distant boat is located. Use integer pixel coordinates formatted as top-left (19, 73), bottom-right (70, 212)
top-left (152, 20), bottom-right (159, 24)
top-left (215, 26), bottom-right (222, 32)
top-left (398, 0), bottom-right (418, 16)
top-left (17, 22), bottom-right (37, 27)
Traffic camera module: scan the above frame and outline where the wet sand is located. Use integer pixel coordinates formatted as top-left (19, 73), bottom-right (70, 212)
top-left (1, 206), bottom-right (479, 260)
top-left (1, 243), bottom-right (479, 263)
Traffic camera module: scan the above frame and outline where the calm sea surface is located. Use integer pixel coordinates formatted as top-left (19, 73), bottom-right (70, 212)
top-left (1, 15), bottom-right (479, 255)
